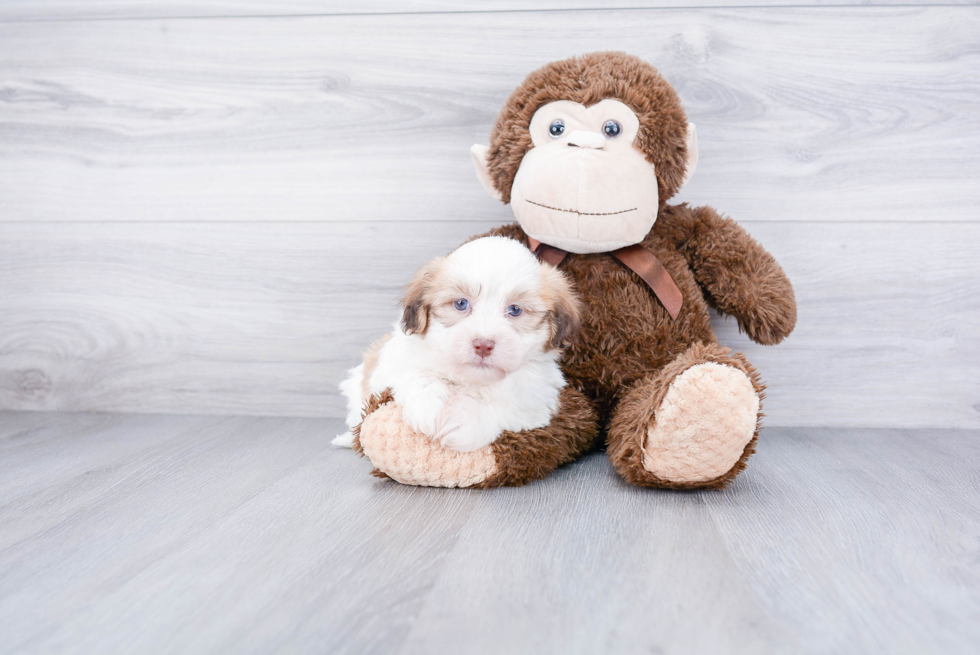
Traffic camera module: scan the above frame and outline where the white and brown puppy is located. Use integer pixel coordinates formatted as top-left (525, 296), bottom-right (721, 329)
top-left (333, 236), bottom-right (580, 452)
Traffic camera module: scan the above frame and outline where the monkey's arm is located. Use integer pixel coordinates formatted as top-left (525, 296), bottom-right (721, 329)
top-left (659, 204), bottom-right (797, 345)
top-left (353, 387), bottom-right (598, 487)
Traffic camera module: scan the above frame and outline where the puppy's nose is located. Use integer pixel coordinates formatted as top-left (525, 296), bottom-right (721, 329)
top-left (473, 339), bottom-right (495, 358)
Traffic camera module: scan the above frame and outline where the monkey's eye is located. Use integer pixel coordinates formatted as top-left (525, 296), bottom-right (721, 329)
top-left (506, 305), bottom-right (523, 317)
top-left (454, 299), bottom-right (469, 311)
top-left (549, 120), bottom-right (565, 138)
top-left (603, 120), bottom-right (622, 138)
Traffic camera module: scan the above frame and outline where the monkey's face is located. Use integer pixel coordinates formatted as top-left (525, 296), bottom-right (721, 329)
top-left (507, 99), bottom-right (659, 254)
top-left (473, 88), bottom-right (698, 255)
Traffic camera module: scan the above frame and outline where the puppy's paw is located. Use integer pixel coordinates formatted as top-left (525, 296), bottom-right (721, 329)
top-left (436, 395), bottom-right (498, 452)
top-left (398, 383), bottom-right (450, 438)
top-left (332, 431), bottom-right (355, 448)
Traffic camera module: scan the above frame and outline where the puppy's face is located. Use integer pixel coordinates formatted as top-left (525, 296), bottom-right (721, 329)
top-left (401, 236), bottom-right (580, 384)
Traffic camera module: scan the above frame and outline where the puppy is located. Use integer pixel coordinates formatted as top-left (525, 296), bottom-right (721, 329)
top-left (333, 236), bottom-right (580, 452)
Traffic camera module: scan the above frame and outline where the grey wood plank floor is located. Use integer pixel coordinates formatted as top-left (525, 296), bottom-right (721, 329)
top-left (1, 411), bottom-right (977, 654)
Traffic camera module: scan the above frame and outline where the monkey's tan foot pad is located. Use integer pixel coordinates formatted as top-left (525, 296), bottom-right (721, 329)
top-left (356, 402), bottom-right (498, 488)
top-left (643, 363), bottom-right (760, 484)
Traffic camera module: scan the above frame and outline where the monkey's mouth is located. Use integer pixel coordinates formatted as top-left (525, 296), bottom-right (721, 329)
top-left (526, 199), bottom-right (637, 216)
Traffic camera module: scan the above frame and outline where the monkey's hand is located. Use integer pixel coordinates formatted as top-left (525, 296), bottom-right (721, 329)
top-left (352, 387), bottom-right (598, 488)
top-left (664, 205), bottom-right (797, 345)
top-left (353, 391), bottom-right (498, 488)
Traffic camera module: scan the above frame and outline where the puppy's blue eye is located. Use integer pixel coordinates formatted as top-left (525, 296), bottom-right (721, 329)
top-left (549, 120), bottom-right (565, 137)
top-left (454, 299), bottom-right (469, 311)
top-left (603, 120), bottom-right (622, 138)
top-left (506, 305), bottom-right (523, 317)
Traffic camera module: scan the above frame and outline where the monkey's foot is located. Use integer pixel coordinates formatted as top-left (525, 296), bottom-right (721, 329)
top-left (608, 342), bottom-right (764, 490)
top-left (643, 362), bottom-right (759, 483)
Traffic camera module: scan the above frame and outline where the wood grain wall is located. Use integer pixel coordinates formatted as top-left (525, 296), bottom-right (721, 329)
top-left (1, 4), bottom-right (978, 427)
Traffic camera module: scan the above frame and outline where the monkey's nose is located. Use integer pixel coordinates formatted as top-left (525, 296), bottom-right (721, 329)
top-left (473, 339), bottom-right (495, 358)
top-left (565, 130), bottom-right (605, 149)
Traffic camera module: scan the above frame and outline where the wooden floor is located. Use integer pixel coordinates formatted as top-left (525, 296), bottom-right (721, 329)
top-left (1, 411), bottom-right (978, 654)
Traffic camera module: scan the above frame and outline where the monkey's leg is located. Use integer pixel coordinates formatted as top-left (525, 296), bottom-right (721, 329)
top-left (606, 342), bottom-right (764, 490)
top-left (353, 387), bottom-right (598, 488)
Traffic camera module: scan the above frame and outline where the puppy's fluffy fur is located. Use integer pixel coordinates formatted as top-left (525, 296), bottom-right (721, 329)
top-left (334, 236), bottom-right (580, 452)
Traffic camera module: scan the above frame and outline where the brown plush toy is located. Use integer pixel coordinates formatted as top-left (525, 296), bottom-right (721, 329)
top-left (354, 52), bottom-right (796, 490)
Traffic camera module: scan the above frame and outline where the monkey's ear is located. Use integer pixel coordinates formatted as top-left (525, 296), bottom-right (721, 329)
top-left (471, 144), bottom-right (503, 201)
top-left (680, 122), bottom-right (699, 188)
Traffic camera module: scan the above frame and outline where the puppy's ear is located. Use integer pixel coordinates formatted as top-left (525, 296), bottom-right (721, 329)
top-left (401, 259), bottom-right (441, 335)
top-left (541, 266), bottom-right (582, 350)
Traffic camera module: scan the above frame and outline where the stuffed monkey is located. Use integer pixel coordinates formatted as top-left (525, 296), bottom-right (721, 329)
top-left (354, 52), bottom-right (796, 490)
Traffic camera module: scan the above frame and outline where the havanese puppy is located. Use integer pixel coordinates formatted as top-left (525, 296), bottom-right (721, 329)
top-left (333, 236), bottom-right (580, 452)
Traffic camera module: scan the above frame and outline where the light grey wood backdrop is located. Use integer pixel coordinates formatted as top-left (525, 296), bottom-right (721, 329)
top-left (1, 2), bottom-right (978, 427)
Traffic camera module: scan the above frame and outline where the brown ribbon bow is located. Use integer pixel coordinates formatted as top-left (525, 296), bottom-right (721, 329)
top-left (527, 237), bottom-right (683, 320)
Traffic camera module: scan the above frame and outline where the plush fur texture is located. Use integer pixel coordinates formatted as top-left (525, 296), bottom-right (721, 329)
top-left (481, 212), bottom-right (786, 489)
top-left (337, 236), bottom-right (580, 453)
top-left (478, 386), bottom-right (598, 488)
top-left (356, 52), bottom-right (796, 489)
top-left (484, 203), bottom-right (793, 420)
